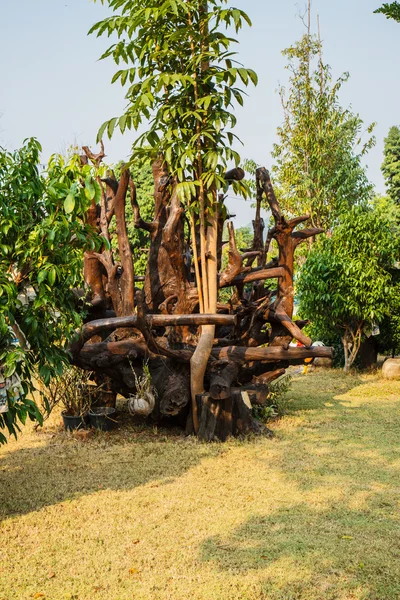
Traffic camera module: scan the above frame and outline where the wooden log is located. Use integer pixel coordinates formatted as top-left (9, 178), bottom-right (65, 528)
top-left (76, 339), bottom-right (149, 370)
top-left (197, 394), bottom-right (221, 442)
top-left (252, 368), bottom-right (286, 386)
top-left (224, 167), bottom-right (245, 182)
top-left (212, 345), bottom-right (334, 363)
top-left (209, 362), bottom-right (239, 400)
top-left (77, 339), bottom-right (333, 369)
top-left (232, 389), bottom-right (272, 437)
top-left (150, 359), bottom-right (191, 417)
top-left (196, 389), bottom-right (273, 441)
top-left (71, 313), bottom-right (236, 357)
top-left (216, 396), bottom-right (234, 442)
top-left (231, 385), bottom-right (269, 406)
top-left (233, 389), bottom-right (253, 434)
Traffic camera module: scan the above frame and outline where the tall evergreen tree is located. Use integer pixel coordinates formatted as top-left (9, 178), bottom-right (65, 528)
top-left (272, 33), bottom-right (375, 231)
top-left (381, 126), bottom-right (400, 204)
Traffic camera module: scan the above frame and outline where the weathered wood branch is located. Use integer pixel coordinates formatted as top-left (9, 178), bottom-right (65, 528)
top-left (256, 167), bottom-right (281, 220)
top-left (82, 141), bottom-right (105, 167)
top-left (226, 267), bottom-right (284, 287)
top-left (268, 308), bottom-right (312, 347)
top-left (247, 169), bottom-right (265, 270)
top-left (292, 227), bottom-right (324, 245)
top-left (129, 178), bottom-right (155, 233)
top-left (114, 168), bottom-right (135, 316)
top-left (252, 368), bottom-right (286, 386)
top-left (219, 221), bottom-right (247, 287)
top-left (288, 215), bottom-right (310, 228)
top-left (101, 175), bottom-right (119, 196)
top-left (83, 194), bottom-right (106, 308)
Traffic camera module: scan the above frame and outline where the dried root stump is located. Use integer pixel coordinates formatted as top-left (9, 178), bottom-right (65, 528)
top-left (193, 391), bottom-right (273, 442)
top-left (70, 146), bottom-right (332, 440)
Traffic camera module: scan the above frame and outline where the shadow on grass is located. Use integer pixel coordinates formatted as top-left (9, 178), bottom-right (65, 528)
top-left (198, 371), bottom-right (400, 598)
top-left (281, 371), bottom-right (400, 473)
top-left (0, 420), bottom-right (223, 520)
top-left (200, 492), bottom-right (400, 599)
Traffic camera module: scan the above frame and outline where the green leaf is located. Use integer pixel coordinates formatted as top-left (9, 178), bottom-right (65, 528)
top-left (238, 68), bottom-right (249, 85)
top-left (37, 270), bottom-right (47, 284)
top-left (107, 117), bottom-right (118, 139)
top-left (48, 267), bottom-right (56, 286)
top-left (247, 69), bottom-right (258, 86)
top-left (97, 121), bottom-right (108, 144)
top-left (85, 178), bottom-right (96, 201)
top-left (64, 193), bottom-right (75, 214)
top-left (119, 114), bottom-right (128, 134)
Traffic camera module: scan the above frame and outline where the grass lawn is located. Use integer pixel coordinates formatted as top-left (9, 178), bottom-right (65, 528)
top-left (0, 369), bottom-right (399, 600)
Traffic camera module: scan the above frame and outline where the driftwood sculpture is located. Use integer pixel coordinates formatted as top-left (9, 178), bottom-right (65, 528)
top-left (70, 144), bottom-right (333, 440)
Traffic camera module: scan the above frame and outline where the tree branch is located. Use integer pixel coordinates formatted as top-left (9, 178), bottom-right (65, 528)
top-left (256, 167), bottom-right (281, 221)
top-left (129, 178), bottom-right (155, 233)
top-left (219, 221), bottom-right (247, 287)
top-left (81, 141), bottom-right (106, 167)
top-left (292, 227), bottom-right (324, 245)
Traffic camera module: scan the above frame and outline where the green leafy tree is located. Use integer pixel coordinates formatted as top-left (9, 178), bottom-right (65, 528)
top-left (0, 139), bottom-right (99, 443)
top-left (272, 34), bottom-right (374, 231)
top-left (376, 281), bottom-right (400, 357)
top-left (373, 195), bottom-right (400, 356)
top-left (127, 163), bottom-right (155, 278)
top-left (297, 204), bottom-right (399, 372)
top-left (90, 0), bottom-right (257, 428)
top-left (381, 126), bottom-right (400, 204)
top-left (375, 2), bottom-right (400, 21)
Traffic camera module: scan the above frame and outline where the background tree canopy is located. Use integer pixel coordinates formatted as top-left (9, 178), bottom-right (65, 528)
top-left (381, 126), bottom-right (400, 205)
top-left (272, 33), bottom-right (375, 231)
top-left (297, 203), bottom-right (400, 371)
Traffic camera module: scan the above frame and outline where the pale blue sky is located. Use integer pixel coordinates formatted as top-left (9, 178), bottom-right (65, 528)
top-left (1, 0), bottom-right (399, 225)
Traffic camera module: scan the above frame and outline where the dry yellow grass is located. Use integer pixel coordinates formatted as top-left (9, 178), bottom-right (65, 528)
top-left (0, 369), bottom-right (399, 600)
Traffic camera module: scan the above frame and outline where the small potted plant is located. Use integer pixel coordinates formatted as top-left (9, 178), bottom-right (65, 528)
top-left (88, 405), bottom-right (117, 431)
top-left (87, 377), bottom-right (117, 431)
top-left (47, 367), bottom-right (93, 431)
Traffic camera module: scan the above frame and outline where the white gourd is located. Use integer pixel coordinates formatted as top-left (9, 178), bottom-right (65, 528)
top-left (128, 390), bottom-right (155, 416)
